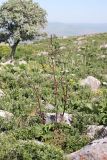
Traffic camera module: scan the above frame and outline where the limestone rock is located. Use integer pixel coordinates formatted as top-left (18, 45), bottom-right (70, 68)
top-left (66, 137), bottom-right (107, 160)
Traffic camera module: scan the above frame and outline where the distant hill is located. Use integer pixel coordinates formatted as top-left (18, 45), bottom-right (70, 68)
top-left (45, 22), bottom-right (107, 36)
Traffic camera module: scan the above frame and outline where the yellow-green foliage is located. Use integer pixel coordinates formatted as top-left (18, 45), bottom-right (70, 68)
top-left (0, 44), bottom-right (10, 57)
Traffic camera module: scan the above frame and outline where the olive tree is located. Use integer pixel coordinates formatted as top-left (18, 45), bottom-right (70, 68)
top-left (0, 0), bottom-right (47, 59)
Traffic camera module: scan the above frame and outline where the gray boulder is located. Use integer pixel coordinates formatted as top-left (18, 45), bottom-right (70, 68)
top-left (66, 137), bottom-right (107, 160)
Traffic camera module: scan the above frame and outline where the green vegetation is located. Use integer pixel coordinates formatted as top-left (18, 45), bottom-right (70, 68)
top-left (0, 33), bottom-right (107, 159)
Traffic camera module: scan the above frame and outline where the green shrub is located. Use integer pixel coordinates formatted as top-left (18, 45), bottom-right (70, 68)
top-left (0, 135), bottom-right (63, 160)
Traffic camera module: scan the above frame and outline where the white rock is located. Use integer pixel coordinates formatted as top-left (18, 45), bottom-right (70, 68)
top-left (0, 60), bottom-right (14, 66)
top-left (80, 76), bottom-right (101, 91)
top-left (0, 110), bottom-right (13, 120)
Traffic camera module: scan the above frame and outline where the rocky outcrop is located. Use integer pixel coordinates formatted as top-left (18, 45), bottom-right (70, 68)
top-left (66, 137), bottom-right (107, 160)
top-left (80, 76), bottom-right (101, 91)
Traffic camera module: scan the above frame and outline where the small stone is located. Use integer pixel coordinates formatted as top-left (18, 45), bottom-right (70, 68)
top-left (0, 110), bottom-right (14, 120)
top-left (80, 76), bottom-right (101, 91)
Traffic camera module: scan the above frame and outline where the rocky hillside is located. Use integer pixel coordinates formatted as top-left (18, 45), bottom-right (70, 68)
top-left (0, 33), bottom-right (107, 159)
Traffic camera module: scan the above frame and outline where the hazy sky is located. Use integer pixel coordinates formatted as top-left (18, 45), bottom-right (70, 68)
top-left (0, 0), bottom-right (107, 23)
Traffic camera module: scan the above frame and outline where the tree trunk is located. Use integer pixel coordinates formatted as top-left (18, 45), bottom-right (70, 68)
top-left (10, 40), bottom-right (20, 60)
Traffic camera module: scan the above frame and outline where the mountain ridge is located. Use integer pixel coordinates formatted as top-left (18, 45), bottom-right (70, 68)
top-left (45, 22), bottom-right (107, 36)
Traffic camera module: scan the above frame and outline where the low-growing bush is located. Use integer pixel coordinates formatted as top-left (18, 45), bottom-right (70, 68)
top-left (0, 135), bottom-right (63, 160)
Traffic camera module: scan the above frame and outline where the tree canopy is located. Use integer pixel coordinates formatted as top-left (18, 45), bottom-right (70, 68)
top-left (0, 0), bottom-right (47, 59)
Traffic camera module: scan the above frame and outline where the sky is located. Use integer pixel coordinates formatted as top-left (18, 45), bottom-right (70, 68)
top-left (0, 0), bottom-right (107, 24)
